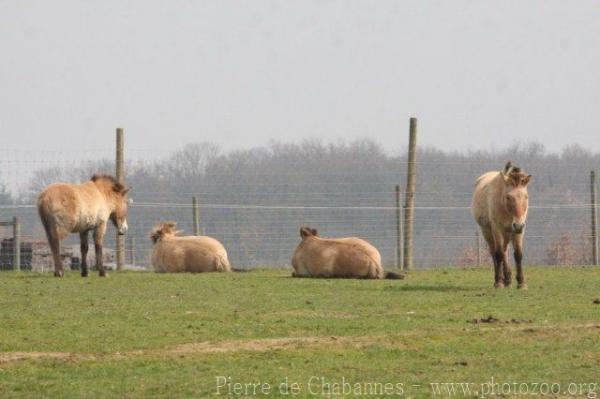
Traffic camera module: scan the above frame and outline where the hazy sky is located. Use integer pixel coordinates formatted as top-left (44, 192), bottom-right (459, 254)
top-left (1, 0), bottom-right (599, 155)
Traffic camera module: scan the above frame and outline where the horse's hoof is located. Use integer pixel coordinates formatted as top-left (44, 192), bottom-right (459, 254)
top-left (54, 271), bottom-right (64, 277)
top-left (494, 282), bottom-right (504, 288)
top-left (518, 283), bottom-right (528, 290)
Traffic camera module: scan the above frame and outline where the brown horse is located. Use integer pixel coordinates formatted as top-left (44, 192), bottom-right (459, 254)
top-left (291, 227), bottom-right (403, 279)
top-left (472, 162), bottom-right (532, 288)
top-left (37, 174), bottom-right (130, 277)
top-left (150, 221), bottom-right (231, 273)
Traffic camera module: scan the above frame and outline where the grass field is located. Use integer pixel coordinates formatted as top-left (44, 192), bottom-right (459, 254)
top-left (1, 267), bottom-right (599, 398)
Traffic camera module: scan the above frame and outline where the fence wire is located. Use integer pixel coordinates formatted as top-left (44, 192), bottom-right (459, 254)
top-left (0, 147), bottom-right (598, 271)
top-left (0, 201), bottom-right (596, 271)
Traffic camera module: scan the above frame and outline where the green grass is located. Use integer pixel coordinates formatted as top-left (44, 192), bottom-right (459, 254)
top-left (1, 267), bottom-right (600, 398)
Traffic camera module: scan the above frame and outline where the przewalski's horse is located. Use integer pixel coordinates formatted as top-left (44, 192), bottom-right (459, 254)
top-left (292, 227), bottom-right (403, 279)
top-left (37, 174), bottom-right (130, 277)
top-left (472, 162), bottom-right (532, 288)
top-left (150, 221), bottom-right (231, 273)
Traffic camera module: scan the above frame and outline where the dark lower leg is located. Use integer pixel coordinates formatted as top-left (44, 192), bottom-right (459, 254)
top-left (503, 252), bottom-right (512, 287)
top-left (514, 250), bottom-right (525, 287)
top-left (80, 232), bottom-right (89, 277)
top-left (95, 243), bottom-right (105, 277)
top-left (493, 251), bottom-right (505, 287)
top-left (49, 235), bottom-right (63, 277)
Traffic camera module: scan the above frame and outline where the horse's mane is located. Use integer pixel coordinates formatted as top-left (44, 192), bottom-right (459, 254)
top-left (91, 174), bottom-right (126, 193)
top-left (150, 221), bottom-right (182, 243)
top-left (503, 162), bottom-right (529, 186)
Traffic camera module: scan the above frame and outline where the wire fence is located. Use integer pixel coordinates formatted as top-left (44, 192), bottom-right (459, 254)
top-left (0, 200), bottom-right (596, 271)
top-left (0, 144), bottom-right (598, 271)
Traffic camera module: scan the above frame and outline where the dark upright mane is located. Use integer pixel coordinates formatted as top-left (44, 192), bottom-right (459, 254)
top-left (507, 166), bottom-right (529, 186)
top-left (91, 174), bottom-right (125, 192)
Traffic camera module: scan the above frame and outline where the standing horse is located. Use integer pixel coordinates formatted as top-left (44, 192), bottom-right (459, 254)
top-left (37, 174), bottom-right (130, 277)
top-left (472, 162), bottom-right (532, 288)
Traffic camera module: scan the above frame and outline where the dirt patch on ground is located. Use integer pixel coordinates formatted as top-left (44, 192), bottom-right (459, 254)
top-left (2, 323), bottom-right (599, 365)
top-left (0, 351), bottom-right (97, 364)
top-left (163, 335), bottom-right (394, 356)
top-left (0, 335), bottom-right (399, 365)
top-left (468, 315), bottom-right (500, 324)
top-left (467, 316), bottom-right (534, 325)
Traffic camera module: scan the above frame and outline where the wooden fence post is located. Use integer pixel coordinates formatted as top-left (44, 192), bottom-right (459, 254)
top-left (192, 196), bottom-right (200, 236)
top-left (130, 236), bottom-right (136, 266)
top-left (403, 117), bottom-right (418, 270)
top-left (116, 128), bottom-right (125, 271)
top-left (592, 170), bottom-right (598, 265)
top-left (395, 185), bottom-right (404, 269)
top-left (13, 216), bottom-right (20, 271)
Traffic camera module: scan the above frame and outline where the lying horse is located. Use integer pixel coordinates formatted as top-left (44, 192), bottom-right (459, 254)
top-left (472, 162), bottom-right (532, 288)
top-left (150, 221), bottom-right (231, 273)
top-left (291, 227), bottom-right (403, 279)
top-left (38, 174), bottom-right (130, 277)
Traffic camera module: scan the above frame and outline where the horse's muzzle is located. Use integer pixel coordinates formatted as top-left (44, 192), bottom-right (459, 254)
top-left (512, 222), bottom-right (525, 234)
top-left (118, 221), bottom-right (128, 235)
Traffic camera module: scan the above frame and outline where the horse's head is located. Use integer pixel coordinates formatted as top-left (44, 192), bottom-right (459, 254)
top-left (501, 162), bottom-right (532, 234)
top-left (299, 226), bottom-right (318, 239)
top-left (150, 221), bottom-right (183, 243)
top-left (91, 174), bottom-right (130, 235)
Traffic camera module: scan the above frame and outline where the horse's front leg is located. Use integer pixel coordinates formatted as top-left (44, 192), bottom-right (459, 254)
top-left (502, 232), bottom-right (512, 287)
top-left (93, 222), bottom-right (107, 277)
top-left (79, 231), bottom-right (89, 277)
top-left (491, 229), bottom-right (506, 288)
top-left (512, 233), bottom-right (526, 289)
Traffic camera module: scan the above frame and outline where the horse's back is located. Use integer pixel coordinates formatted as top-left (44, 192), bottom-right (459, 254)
top-left (153, 236), bottom-right (230, 273)
top-left (293, 237), bottom-right (382, 278)
top-left (334, 237), bottom-right (382, 266)
top-left (471, 171), bottom-right (499, 226)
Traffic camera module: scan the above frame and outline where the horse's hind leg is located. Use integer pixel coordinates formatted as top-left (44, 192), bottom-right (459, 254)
top-left (41, 219), bottom-right (64, 277)
top-left (48, 231), bottom-right (64, 277)
top-left (93, 222), bottom-right (107, 277)
top-left (80, 231), bottom-right (89, 277)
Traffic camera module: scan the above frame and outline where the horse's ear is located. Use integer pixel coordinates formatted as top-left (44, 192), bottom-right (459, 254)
top-left (165, 221), bottom-right (177, 230)
top-left (113, 183), bottom-right (124, 193)
top-left (300, 227), bottom-right (315, 239)
top-left (503, 161), bottom-right (513, 176)
top-left (113, 184), bottom-right (130, 195)
top-left (310, 228), bottom-right (318, 236)
top-left (522, 174), bottom-right (532, 186)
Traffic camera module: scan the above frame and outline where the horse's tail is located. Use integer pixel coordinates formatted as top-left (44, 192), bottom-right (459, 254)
top-left (384, 271), bottom-right (405, 280)
top-left (215, 253), bottom-right (232, 272)
top-left (37, 196), bottom-right (56, 243)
